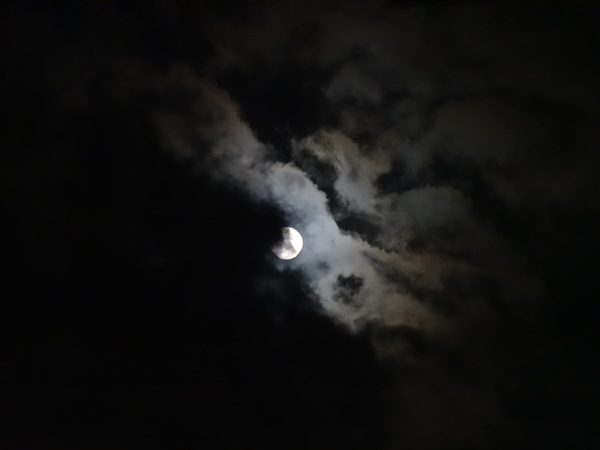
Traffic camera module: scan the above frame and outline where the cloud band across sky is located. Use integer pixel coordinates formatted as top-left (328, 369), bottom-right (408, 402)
top-left (4, 2), bottom-right (599, 449)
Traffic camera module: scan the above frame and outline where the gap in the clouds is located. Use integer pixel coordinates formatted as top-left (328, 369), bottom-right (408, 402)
top-left (427, 150), bottom-right (531, 245)
top-left (376, 144), bottom-right (531, 247)
top-left (214, 61), bottom-right (337, 160)
top-left (291, 144), bottom-right (383, 245)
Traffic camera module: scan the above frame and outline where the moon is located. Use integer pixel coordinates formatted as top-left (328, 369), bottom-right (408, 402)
top-left (272, 227), bottom-right (303, 260)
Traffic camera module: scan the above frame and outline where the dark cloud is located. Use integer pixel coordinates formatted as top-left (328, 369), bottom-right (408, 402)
top-left (216, 61), bottom-right (335, 157)
top-left (2, 1), bottom-right (600, 449)
top-left (333, 274), bottom-right (365, 306)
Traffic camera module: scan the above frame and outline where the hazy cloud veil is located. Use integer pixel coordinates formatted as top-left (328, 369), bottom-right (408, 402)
top-left (3, 2), bottom-right (599, 449)
top-left (152, 3), bottom-right (598, 448)
top-left (156, 5), bottom-right (589, 331)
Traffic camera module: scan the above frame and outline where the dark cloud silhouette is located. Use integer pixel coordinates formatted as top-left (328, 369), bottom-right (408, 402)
top-left (333, 274), bottom-right (365, 306)
top-left (2, 1), bottom-right (600, 449)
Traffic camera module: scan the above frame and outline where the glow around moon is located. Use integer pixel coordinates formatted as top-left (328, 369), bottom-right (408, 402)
top-left (272, 227), bottom-right (303, 260)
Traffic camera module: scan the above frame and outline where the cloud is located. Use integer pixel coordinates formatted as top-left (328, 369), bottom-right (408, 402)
top-left (149, 3), bottom-right (599, 343)
top-left (294, 129), bottom-right (390, 216)
top-left (42, 2), bottom-right (594, 447)
top-left (5, 2), bottom-right (600, 449)
top-left (153, 64), bottom-right (431, 332)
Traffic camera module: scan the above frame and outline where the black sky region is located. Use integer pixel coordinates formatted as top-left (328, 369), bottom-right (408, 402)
top-left (2, 2), bottom-right (600, 450)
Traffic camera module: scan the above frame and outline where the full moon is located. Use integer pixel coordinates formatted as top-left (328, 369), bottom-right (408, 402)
top-left (272, 227), bottom-right (303, 260)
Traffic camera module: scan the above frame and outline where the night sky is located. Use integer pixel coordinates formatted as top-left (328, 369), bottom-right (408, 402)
top-left (2, 1), bottom-right (600, 449)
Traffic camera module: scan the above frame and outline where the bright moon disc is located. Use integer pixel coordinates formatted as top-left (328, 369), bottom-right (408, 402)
top-left (272, 227), bottom-right (303, 260)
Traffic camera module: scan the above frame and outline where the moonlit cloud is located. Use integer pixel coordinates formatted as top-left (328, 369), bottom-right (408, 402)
top-left (154, 64), bottom-right (441, 332)
top-left (142, 3), bottom-right (600, 448)
top-left (4, 1), bottom-right (599, 449)
top-left (155, 2), bottom-right (595, 345)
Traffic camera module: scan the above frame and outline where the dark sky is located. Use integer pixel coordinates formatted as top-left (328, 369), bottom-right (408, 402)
top-left (2, 1), bottom-right (600, 449)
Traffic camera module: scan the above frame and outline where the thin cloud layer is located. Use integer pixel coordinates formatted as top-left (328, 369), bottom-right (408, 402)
top-left (152, 4), bottom-right (599, 448)
top-left (154, 4), bottom-right (566, 337)
top-left (5, 2), bottom-right (598, 449)
top-left (155, 65), bottom-right (435, 332)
